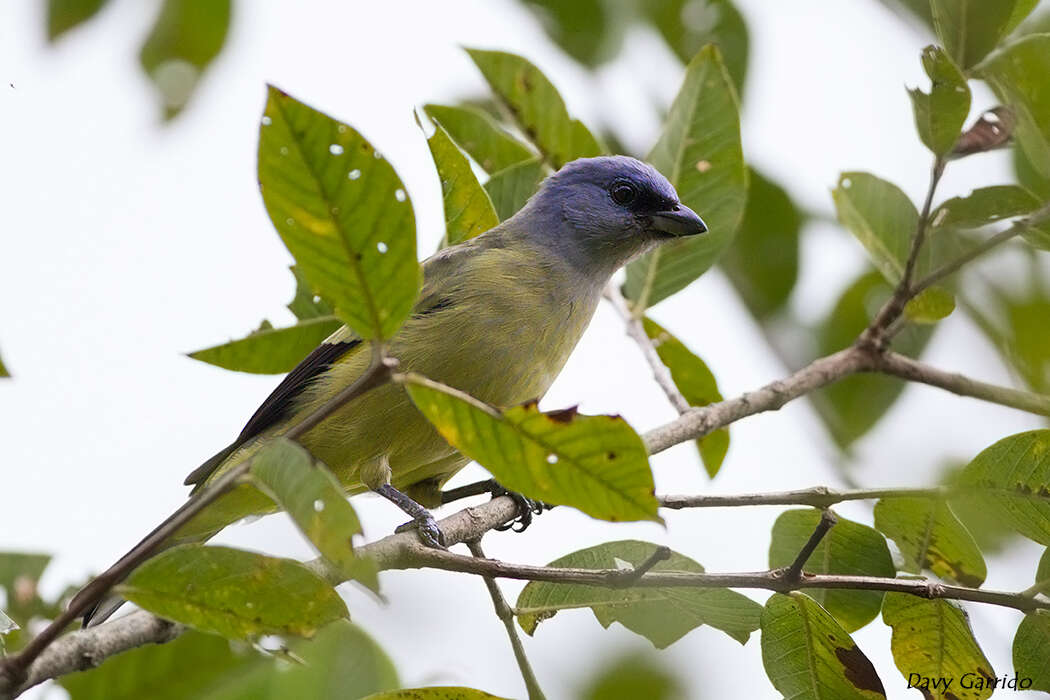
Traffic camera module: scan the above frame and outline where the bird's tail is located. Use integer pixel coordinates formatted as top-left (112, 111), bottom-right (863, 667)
top-left (73, 477), bottom-right (277, 627)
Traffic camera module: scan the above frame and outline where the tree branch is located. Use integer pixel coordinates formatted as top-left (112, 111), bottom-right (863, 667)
top-left (659, 485), bottom-right (948, 509)
top-left (467, 540), bottom-right (546, 700)
top-left (641, 347), bottom-right (872, 455)
top-left (869, 351), bottom-right (1050, 417)
top-left (784, 509), bottom-right (837, 582)
top-left (604, 284), bottom-right (691, 414)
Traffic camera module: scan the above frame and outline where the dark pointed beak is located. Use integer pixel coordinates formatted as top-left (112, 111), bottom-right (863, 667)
top-left (649, 203), bottom-right (708, 237)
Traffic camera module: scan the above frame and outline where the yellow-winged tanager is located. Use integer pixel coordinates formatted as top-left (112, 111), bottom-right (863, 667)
top-left (80, 155), bottom-right (706, 625)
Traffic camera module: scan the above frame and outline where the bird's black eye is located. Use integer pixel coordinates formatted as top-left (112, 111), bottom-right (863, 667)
top-left (610, 181), bottom-right (638, 206)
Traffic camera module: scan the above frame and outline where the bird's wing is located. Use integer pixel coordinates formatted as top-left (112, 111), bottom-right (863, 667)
top-left (185, 235), bottom-right (499, 487)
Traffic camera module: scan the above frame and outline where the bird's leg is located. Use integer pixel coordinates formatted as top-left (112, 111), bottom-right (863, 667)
top-left (378, 484), bottom-right (446, 549)
top-left (363, 455), bottom-right (445, 549)
top-left (441, 479), bottom-right (550, 533)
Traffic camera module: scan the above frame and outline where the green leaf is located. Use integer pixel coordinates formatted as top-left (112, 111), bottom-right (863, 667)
top-left (641, 317), bottom-right (729, 477)
top-left (1037, 547), bottom-right (1050, 584)
top-left (188, 317), bottom-right (341, 375)
top-left (250, 439), bottom-right (378, 592)
top-left (769, 509), bottom-right (895, 631)
top-left (362, 690), bottom-right (509, 700)
top-left (1007, 0), bottom-right (1040, 33)
top-left (466, 49), bottom-right (603, 169)
top-left (60, 621), bottom-right (399, 700)
top-left (287, 265), bottom-right (334, 320)
top-left (258, 87), bottom-right (421, 341)
top-left (117, 545), bottom-right (348, 640)
top-left (909, 45), bottom-right (971, 156)
top-left (403, 376), bottom-right (659, 523)
top-left (1015, 138), bottom-right (1050, 200)
top-left (720, 168), bottom-right (803, 319)
top-left (421, 104), bottom-right (534, 174)
top-left (139, 0), bottom-right (231, 120)
top-left (809, 271), bottom-right (934, 448)
top-left (644, 0), bottom-right (750, 92)
top-left (957, 429), bottom-right (1050, 545)
top-left (519, 0), bottom-right (624, 68)
top-left (0, 347), bottom-right (8, 378)
top-left (579, 652), bottom-right (685, 700)
top-left (980, 34), bottom-right (1050, 179)
top-left (931, 185), bottom-right (1042, 228)
top-left (46, 0), bottom-right (109, 41)
top-left (624, 45), bottom-right (747, 309)
top-left (998, 292), bottom-right (1050, 392)
top-left (425, 120), bottom-right (499, 248)
top-left (761, 593), bottom-right (887, 700)
top-left (904, 286), bottom-right (956, 323)
top-left (515, 540), bottom-right (761, 647)
top-left (833, 173), bottom-right (918, 283)
top-left (873, 498), bottom-right (986, 586)
top-left (1013, 611), bottom-right (1050, 693)
top-left (882, 592), bottom-right (995, 699)
top-left (483, 158), bottom-right (546, 221)
top-left (932, 0), bottom-right (1018, 69)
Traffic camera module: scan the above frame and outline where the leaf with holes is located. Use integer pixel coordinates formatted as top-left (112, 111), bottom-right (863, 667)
top-left (980, 35), bottom-right (1050, 179)
top-left (769, 509), bottom-right (895, 630)
top-left (188, 316), bottom-right (341, 375)
top-left (421, 104), bottom-right (534, 174)
top-left (641, 317), bottom-right (729, 477)
top-left (403, 375), bottom-right (659, 522)
top-left (515, 540), bottom-right (761, 647)
top-left (931, 0), bottom-right (1018, 69)
top-left (251, 439), bottom-right (378, 592)
top-left (117, 545), bottom-right (348, 640)
top-left (466, 49), bottom-right (603, 169)
top-left (425, 119), bottom-right (499, 248)
top-left (258, 87), bottom-right (421, 340)
top-left (761, 593), bottom-right (886, 699)
top-left (931, 185), bottom-right (1043, 229)
top-left (957, 430), bottom-right (1050, 545)
top-left (624, 45), bottom-right (747, 310)
top-left (873, 497), bottom-right (986, 586)
top-left (909, 45), bottom-right (971, 156)
top-left (484, 158), bottom-right (546, 221)
top-left (287, 264), bottom-right (334, 320)
top-left (139, 0), bottom-right (231, 120)
top-left (1013, 611), bottom-right (1050, 692)
top-left (883, 592), bottom-right (995, 699)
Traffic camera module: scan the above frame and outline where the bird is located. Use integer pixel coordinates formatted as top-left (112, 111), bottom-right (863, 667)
top-left (78, 154), bottom-right (706, 626)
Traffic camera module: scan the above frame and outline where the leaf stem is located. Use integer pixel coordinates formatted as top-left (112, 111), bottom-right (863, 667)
top-left (783, 510), bottom-right (838, 582)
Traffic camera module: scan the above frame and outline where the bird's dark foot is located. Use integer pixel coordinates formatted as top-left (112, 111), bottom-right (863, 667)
top-left (489, 482), bottom-right (550, 533)
top-left (394, 511), bottom-right (447, 549)
top-left (377, 483), bottom-right (447, 549)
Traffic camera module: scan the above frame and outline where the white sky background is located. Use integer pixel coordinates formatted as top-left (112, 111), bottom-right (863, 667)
top-left (1, 0), bottom-right (1048, 698)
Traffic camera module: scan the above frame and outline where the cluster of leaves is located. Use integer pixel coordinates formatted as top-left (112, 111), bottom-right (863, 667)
top-left (46, 0), bottom-right (231, 119)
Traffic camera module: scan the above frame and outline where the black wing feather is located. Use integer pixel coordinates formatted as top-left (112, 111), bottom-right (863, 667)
top-left (184, 339), bottom-right (361, 486)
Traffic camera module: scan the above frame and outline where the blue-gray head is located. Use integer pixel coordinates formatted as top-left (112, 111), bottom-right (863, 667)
top-left (511, 155), bottom-right (707, 273)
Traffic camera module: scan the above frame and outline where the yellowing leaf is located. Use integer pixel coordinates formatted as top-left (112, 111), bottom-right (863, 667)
top-left (403, 376), bottom-right (659, 523)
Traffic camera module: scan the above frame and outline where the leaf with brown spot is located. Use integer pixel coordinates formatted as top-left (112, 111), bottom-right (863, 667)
top-left (761, 593), bottom-right (886, 699)
top-left (874, 497), bottom-right (986, 586)
top-left (883, 592), bottom-right (995, 700)
top-left (404, 375), bottom-right (660, 523)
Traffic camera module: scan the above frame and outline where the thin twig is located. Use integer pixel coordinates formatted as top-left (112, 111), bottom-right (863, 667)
top-left (659, 486), bottom-right (948, 509)
top-left (608, 545), bottom-right (672, 586)
top-left (784, 510), bottom-right (837, 582)
top-left (467, 540), bottom-right (546, 700)
top-left (0, 353), bottom-right (397, 691)
top-left (912, 202), bottom-right (1050, 296)
top-left (870, 351), bottom-right (1050, 417)
top-left (604, 284), bottom-right (691, 414)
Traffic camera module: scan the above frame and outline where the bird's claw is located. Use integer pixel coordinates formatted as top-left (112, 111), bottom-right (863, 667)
top-left (395, 512), bottom-right (447, 549)
top-left (490, 484), bottom-right (549, 533)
